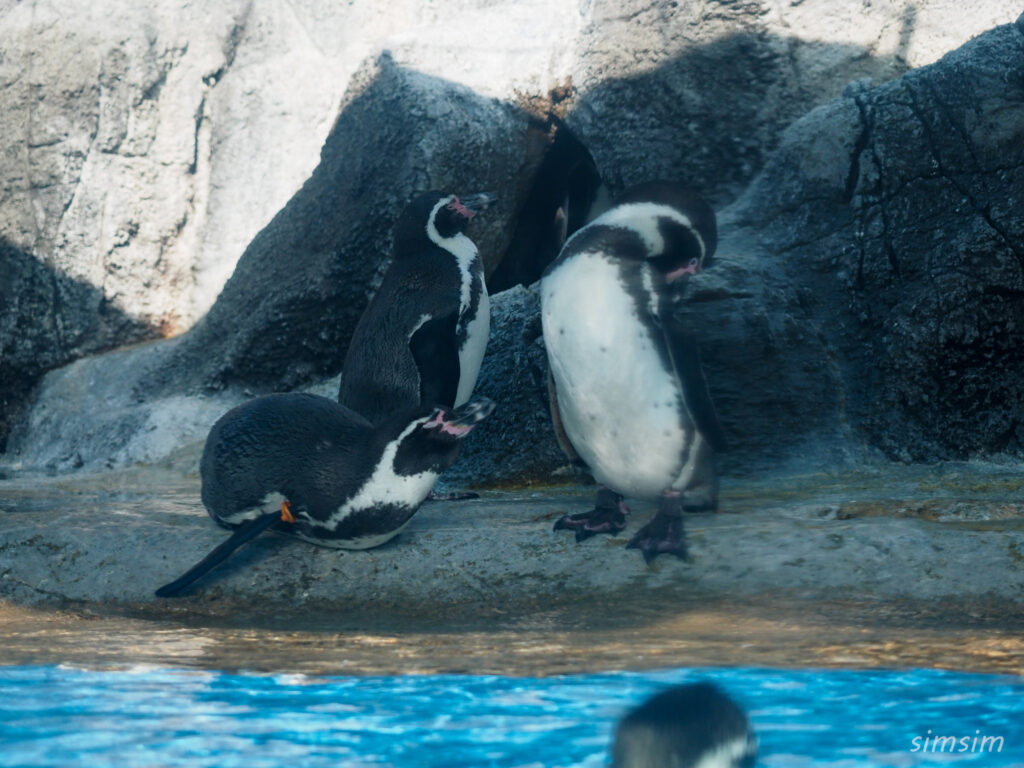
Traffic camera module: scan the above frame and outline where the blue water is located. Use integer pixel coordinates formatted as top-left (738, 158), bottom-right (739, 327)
top-left (0, 666), bottom-right (1021, 767)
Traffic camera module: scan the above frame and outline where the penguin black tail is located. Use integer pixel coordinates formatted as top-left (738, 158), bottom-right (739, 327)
top-left (155, 511), bottom-right (281, 598)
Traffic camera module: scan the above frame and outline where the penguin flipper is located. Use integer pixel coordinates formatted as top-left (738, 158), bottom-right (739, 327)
top-left (663, 321), bottom-right (728, 453)
top-left (154, 510), bottom-right (282, 598)
top-left (410, 312), bottom-right (460, 407)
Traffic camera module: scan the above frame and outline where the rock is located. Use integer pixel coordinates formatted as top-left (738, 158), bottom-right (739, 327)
top-left (2, 55), bottom-right (541, 474)
top-left (1, 464), bottom-right (1023, 611)
top-left (3, 340), bottom-right (242, 475)
top-left (717, 16), bottom-right (1024, 461)
top-left (3, 3), bottom-right (1024, 475)
top-left (445, 284), bottom-right (570, 488)
top-left (0, 239), bottom-right (150, 451)
top-left (563, 0), bottom-right (1020, 205)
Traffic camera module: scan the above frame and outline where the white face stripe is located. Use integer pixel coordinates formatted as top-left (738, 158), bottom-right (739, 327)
top-left (425, 196), bottom-right (454, 247)
top-left (425, 195), bottom-right (479, 316)
top-left (324, 417), bottom-right (439, 527)
top-left (590, 202), bottom-right (705, 261)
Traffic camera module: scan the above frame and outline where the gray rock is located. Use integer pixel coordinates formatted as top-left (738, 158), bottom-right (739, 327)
top-left (562, 0), bottom-right (1015, 205)
top-left (2, 55), bottom-right (540, 474)
top-left (0, 239), bottom-right (151, 451)
top-left (718, 16), bottom-right (1024, 461)
top-left (445, 284), bottom-right (570, 488)
top-left (4, 5), bottom-right (1024, 477)
top-left (1, 464), bottom-right (1022, 612)
top-left (3, 340), bottom-right (242, 475)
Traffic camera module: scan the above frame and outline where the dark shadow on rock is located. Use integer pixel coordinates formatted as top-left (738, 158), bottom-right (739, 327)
top-left (444, 284), bottom-right (568, 487)
top-left (0, 238), bottom-right (155, 452)
top-left (488, 117), bottom-right (604, 293)
top-left (565, 28), bottom-right (917, 209)
top-left (136, 53), bottom-right (550, 400)
top-left (492, 29), bottom-right (919, 293)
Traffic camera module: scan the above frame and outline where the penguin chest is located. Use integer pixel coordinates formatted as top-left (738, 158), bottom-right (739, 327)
top-left (542, 254), bottom-right (688, 498)
top-left (456, 279), bottom-right (489, 406)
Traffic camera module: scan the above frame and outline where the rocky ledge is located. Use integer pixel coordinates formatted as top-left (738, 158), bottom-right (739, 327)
top-left (1, 462), bottom-right (1022, 617)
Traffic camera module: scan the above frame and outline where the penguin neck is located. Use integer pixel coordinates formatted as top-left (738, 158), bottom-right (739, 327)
top-left (427, 216), bottom-right (480, 318)
top-left (335, 416), bottom-right (441, 520)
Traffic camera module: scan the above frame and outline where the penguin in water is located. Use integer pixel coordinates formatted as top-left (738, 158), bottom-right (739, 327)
top-left (338, 190), bottom-right (497, 425)
top-left (541, 181), bottom-right (727, 562)
top-left (154, 394), bottom-right (495, 597)
top-left (611, 682), bottom-right (757, 768)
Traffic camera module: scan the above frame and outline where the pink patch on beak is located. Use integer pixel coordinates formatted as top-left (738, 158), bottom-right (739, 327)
top-left (447, 198), bottom-right (475, 219)
top-left (441, 422), bottom-right (472, 437)
top-left (425, 411), bottom-right (473, 437)
top-left (666, 260), bottom-right (701, 281)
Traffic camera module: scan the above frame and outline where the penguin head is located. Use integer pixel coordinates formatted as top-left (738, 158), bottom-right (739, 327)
top-left (391, 397), bottom-right (496, 475)
top-left (393, 190), bottom-right (498, 256)
top-left (607, 181), bottom-right (717, 283)
top-left (611, 682), bottom-right (757, 768)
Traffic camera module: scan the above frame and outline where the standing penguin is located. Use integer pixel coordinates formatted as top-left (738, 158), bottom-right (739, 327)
top-left (541, 181), bottom-right (727, 562)
top-left (155, 393), bottom-right (495, 597)
top-left (338, 190), bottom-right (497, 424)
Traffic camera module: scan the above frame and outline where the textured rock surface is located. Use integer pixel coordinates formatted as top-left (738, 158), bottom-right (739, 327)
top-left (3, 3), bottom-right (1024, 474)
top-left (563, 0), bottom-right (1021, 205)
top-left (2, 55), bottom-right (537, 474)
top-left (445, 285), bottom-right (569, 488)
top-left (719, 17), bottom-right (1024, 462)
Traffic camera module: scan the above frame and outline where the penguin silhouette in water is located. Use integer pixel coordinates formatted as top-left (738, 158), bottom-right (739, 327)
top-left (541, 181), bottom-right (727, 562)
top-left (155, 394), bottom-right (494, 597)
top-left (338, 190), bottom-right (496, 424)
top-left (612, 682), bottom-right (757, 768)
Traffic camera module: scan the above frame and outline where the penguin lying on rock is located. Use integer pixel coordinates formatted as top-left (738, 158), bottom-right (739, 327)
top-left (612, 682), bottom-right (757, 768)
top-left (541, 181), bottom-right (727, 562)
top-left (338, 190), bottom-right (496, 424)
top-left (155, 394), bottom-right (495, 597)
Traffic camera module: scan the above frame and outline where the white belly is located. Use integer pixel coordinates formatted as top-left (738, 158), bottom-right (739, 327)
top-left (456, 285), bottom-right (489, 406)
top-left (542, 253), bottom-right (690, 499)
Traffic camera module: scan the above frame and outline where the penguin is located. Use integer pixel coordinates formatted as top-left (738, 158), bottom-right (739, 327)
top-left (611, 682), bottom-right (757, 768)
top-left (541, 180), bottom-right (726, 562)
top-left (154, 393), bottom-right (495, 597)
top-left (338, 190), bottom-right (497, 425)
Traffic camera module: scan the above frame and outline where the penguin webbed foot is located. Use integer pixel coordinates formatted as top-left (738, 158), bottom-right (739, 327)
top-left (553, 488), bottom-right (629, 542)
top-left (626, 496), bottom-right (688, 563)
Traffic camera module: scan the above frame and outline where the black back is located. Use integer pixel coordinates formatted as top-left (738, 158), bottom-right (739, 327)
top-left (201, 393), bottom-right (377, 522)
top-left (338, 191), bottom-right (469, 424)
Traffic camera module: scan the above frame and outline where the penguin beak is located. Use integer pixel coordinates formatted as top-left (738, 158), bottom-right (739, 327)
top-left (429, 397), bottom-right (496, 438)
top-left (665, 257), bottom-right (702, 281)
top-left (454, 192), bottom-right (498, 218)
